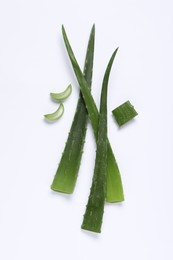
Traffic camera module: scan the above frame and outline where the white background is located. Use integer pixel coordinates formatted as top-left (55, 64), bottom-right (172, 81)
top-left (0, 0), bottom-right (173, 259)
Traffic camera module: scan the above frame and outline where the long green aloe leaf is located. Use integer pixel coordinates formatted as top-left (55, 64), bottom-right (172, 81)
top-left (82, 50), bottom-right (117, 233)
top-left (62, 25), bottom-right (124, 202)
top-left (51, 25), bottom-right (95, 193)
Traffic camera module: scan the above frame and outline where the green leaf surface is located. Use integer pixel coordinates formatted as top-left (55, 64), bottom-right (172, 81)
top-left (51, 25), bottom-right (95, 194)
top-left (82, 50), bottom-right (117, 233)
top-left (112, 100), bottom-right (138, 126)
top-left (62, 25), bottom-right (124, 202)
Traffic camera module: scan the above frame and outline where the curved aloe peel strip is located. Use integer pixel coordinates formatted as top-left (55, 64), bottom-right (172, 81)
top-left (50, 84), bottom-right (72, 101)
top-left (82, 50), bottom-right (116, 233)
top-left (51, 25), bottom-right (95, 193)
top-left (62, 25), bottom-right (124, 202)
top-left (44, 103), bottom-right (64, 121)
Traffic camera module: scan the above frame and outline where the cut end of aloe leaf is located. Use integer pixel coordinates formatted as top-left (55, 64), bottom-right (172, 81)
top-left (44, 103), bottom-right (64, 121)
top-left (106, 197), bottom-right (125, 203)
top-left (81, 224), bottom-right (101, 234)
top-left (50, 84), bottom-right (72, 101)
top-left (51, 184), bottom-right (73, 194)
top-left (112, 100), bottom-right (138, 127)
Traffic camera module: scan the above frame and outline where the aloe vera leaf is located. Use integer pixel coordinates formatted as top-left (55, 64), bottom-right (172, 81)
top-left (82, 50), bottom-right (117, 233)
top-left (112, 100), bottom-right (138, 126)
top-left (62, 25), bottom-right (124, 202)
top-left (51, 25), bottom-right (95, 193)
top-left (44, 103), bottom-right (64, 121)
top-left (50, 84), bottom-right (72, 101)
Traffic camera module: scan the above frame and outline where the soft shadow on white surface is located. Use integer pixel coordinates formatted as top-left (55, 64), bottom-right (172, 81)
top-left (43, 117), bottom-right (59, 124)
top-left (105, 201), bottom-right (124, 207)
top-left (50, 190), bottom-right (73, 201)
top-left (81, 229), bottom-right (100, 239)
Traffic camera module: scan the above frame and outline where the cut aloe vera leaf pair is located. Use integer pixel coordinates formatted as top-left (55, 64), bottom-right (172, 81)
top-left (81, 50), bottom-right (117, 233)
top-left (62, 25), bottom-right (124, 202)
top-left (44, 84), bottom-right (72, 121)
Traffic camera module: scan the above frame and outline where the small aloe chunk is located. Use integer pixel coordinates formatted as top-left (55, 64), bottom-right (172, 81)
top-left (50, 84), bottom-right (72, 101)
top-left (44, 103), bottom-right (64, 121)
top-left (112, 100), bottom-right (138, 126)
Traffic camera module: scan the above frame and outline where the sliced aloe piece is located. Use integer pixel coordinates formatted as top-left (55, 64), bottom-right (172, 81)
top-left (44, 103), bottom-right (64, 121)
top-left (50, 84), bottom-right (72, 101)
top-left (112, 100), bottom-right (138, 126)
